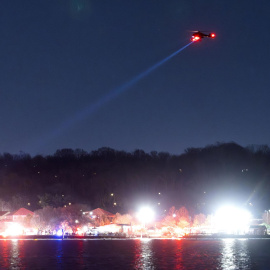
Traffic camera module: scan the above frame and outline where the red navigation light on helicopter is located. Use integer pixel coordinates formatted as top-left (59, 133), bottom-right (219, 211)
top-left (210, 33), bottom-right (216, 38)
top-left (191, 35), bottom-right (201, 42)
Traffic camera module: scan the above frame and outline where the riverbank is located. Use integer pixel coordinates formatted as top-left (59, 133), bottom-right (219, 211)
top-left (183, 234), bottom-right (270, 239)
top-left (0, 234), bottom-right (127, 240)
top-left (1, 234), bottom-right (270, 240)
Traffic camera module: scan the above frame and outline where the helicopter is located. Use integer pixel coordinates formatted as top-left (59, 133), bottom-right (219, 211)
top-left (191, 31), bottom-right (216, 42)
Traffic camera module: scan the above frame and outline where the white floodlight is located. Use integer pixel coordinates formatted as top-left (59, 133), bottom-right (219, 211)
top-left (214, 205), bottom-right (252, 234)
top-left (5, 223), bottom-right (23, 236)
top-left (137, 207), bottom-right (155, 224)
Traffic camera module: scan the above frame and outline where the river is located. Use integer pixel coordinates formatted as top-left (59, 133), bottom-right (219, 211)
top-left (0, 238), bottom-right (270, 269)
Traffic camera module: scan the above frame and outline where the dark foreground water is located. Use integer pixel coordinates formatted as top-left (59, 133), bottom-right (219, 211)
top-left (0, 238), bottom-right (270, 270)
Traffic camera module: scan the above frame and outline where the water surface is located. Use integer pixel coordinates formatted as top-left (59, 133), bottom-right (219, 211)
top-left (0, 238), bottom-right (269, 269)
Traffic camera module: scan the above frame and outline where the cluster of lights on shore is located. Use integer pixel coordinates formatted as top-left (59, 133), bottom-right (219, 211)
top-left (135, 204), bottom-right (253, 235)
top-left (0, 200), bottom-right (255, 237)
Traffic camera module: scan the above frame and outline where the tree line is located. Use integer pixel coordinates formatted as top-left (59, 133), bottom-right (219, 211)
top-left (0, 142), bottom-right (270, 216)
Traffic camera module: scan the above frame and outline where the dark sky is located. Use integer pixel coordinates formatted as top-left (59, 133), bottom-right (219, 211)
top-left (1, 0), bottom-right (270, 156)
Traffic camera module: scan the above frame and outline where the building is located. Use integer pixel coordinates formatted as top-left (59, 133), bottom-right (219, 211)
top-left (96, 223), bottom-right (132, 235)
top-left (0, 208), bottom-right (34, 235)
top-left (5, 208), bottom-right (34, 221)
top-left (0, 211), bottom-right (10, 220)
top-left (248, 225), bottom-right (267, 235)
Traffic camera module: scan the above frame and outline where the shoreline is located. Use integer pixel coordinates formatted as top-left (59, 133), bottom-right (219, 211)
top-left (0, 234), bottom-right (270, 240)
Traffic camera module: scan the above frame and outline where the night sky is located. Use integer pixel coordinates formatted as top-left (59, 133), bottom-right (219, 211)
top-left (1, 0), bottom-right (270, 156)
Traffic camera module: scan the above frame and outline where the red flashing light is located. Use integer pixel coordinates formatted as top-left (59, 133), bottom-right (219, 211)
top-left (192, 36), bottom-right (201, 42)
top-left (210, 33), bottom-right (216, 38)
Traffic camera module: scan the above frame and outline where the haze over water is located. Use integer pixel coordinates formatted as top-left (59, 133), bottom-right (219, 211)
top-left (0, 238), bottom-right (270, 269)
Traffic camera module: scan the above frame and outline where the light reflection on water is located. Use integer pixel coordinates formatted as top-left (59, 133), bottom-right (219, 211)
top-left (133, 238), bottom-right (155, 269)
top-left (56, 239), bottom-right (63, 268)
top-left (220, 239), bottom-right (251, 270)
top-left (5, 239), bottom-right (24, 269)
top-left (10, 240), bottom-right (20, 268)
top-left (1, 240), bottom-right (10, 269)
top-left (0, 239), bottom-right (270, 269)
